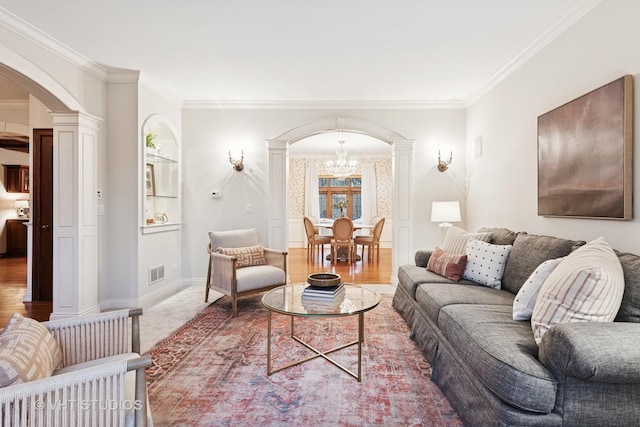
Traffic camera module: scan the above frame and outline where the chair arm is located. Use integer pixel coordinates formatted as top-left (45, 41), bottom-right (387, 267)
top-left (209, 251), bottom-right (237, 293)
top-left (43, 308), bottom-right (143, 367)
top-left (264, 248), bottom-right (287, 272)
top-left (0, 356), bottom-right (152, 427)
top-left (539, 322), bottom-right (640, 383)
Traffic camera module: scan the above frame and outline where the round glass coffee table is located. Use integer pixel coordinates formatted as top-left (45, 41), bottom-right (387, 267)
top-left (262, 282), bottom-right (381, 381)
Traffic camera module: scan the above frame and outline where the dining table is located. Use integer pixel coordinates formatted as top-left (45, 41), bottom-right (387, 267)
top-left (312, 219), bottom-right (374, 262)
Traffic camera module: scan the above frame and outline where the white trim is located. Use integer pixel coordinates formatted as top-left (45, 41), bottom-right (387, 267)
top-left (0, 7), bottom-right (107, 80)
top-left (0, 100), bottom-right (28, 109)
top-left (465, 0), bottom-right (604, 105)
top-left (183, 99), bottom-right (466, 110)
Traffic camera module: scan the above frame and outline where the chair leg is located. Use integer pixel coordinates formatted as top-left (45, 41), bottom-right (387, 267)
top-left (232, 295), bottom-right (239, 318)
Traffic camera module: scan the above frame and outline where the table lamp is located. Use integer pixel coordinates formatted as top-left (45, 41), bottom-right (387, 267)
top-left (430, 201), bottom-right (461, 228)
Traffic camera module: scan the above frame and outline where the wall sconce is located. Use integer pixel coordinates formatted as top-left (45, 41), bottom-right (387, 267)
top-left (437, 150), bottom-right (452, 172)
top-left (229, 150), bottom-right (244, 171)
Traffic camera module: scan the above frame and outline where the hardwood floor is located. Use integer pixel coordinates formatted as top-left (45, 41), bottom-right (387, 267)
top-left (0, 257), bottom-right (51, 327)
top-left (0, 247), bottom-right (392, 327)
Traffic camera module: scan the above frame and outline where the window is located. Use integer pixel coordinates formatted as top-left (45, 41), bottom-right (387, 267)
top-left (319, 176), bottom-right (361, 219)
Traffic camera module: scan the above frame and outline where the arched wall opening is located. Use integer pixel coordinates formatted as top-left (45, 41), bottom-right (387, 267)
top-left (267, 116), bottom-right (414, 284)
top-left (0, 58), bottom-right (101, 319)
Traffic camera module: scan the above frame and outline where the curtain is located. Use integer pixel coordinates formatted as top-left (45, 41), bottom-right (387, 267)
top-left (305, 162), bottom-right (320, 219)
top-left (360, 162), bottom-right (377, 228)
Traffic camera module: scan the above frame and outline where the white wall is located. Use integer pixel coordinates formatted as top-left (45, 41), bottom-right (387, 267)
top-left (466, 0), bottom-right (640, 254)
top-left (182, 108), bottom-right (466, 282)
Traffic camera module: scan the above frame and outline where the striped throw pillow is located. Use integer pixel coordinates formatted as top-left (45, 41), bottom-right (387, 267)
top-left (426, 247), bottom-right (468, 281)
top-left (217, 244), bottom-right (266, 268)
top-left (531, 238), bottom-right (624, 345)
top-left (0, 313), bottom-right (62, 387)
top-left (442, 226), bottom-right (491, 255)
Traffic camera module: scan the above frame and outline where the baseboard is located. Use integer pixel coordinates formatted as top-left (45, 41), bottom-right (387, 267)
top-left (99, 279), bottom-right (199, 312)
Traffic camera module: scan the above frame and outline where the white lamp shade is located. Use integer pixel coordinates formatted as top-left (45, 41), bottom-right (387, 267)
top-left (430, 201), bottom-right (461, 224)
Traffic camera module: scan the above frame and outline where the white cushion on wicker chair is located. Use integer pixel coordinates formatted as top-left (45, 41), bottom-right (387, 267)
top-left (236, 265), bottom-right (286, 293)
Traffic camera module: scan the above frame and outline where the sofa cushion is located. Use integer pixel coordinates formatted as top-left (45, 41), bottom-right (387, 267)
top-left (615, 250), bottom-right (640, 323)
top-left (463, 240), bottom-right (512, 289)
top-left (478, 227), bottom-right (522, 246)
top-left (426, 248), bottom-right (467, 281)
top-left (217, 244), bottom-right (266, 268)
top-left (532, 238), bottom-right (624, 345)
top-left (0, 313), bottom-right (62, 387)
top-left (416, 283), bottom-right (514, 325)
top-left (236, 265), bottom-right (285, 292)
top-left (397, 265), bottom-right (466, 299)
top-left (438, 304), bottom-right (557, 413)
top-left (442, 226), bottom-right (491, 255)
top-left (501, 233), bottom-right (586, 295)
top-left (513, 257), bottom-right (565, 321)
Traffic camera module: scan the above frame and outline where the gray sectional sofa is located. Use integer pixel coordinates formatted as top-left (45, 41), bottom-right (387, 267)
top-left (392, 228), bottom-right (640, 426)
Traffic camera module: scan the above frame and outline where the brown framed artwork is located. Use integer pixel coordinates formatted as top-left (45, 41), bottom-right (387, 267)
top-left (538, 75), bottom-right (633, 219)
top-left (145, 163), bottom-right (156, 196)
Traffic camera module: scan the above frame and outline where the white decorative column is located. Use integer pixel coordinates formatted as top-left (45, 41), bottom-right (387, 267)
top-left (391, 140), bottom-right (414, 285)
top-left (50, 112), bottom-right (101, 319)
top-left (266, 139), bottom-right (288, 251)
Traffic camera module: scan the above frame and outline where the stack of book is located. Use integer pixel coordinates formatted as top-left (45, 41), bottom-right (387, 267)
top-left (301, 283), bottom-right (345, 311)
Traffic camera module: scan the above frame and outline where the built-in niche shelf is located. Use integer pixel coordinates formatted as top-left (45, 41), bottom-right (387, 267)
top-left (145, 152), bottom-right (178, 199)
top-left (141, 222), bottom-right (182, 234)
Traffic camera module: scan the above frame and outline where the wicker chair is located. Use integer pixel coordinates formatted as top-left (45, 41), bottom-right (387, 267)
top-left (205, 228), bottom-right (287, 317)
top-left (355, 217), bottom-right (385, 262)
top-left (303, 216), bottom-right (331, 262)
top-left (331, 217), bottom-right (355, 264)
top-left (0, 309), bottom-right (151, 426)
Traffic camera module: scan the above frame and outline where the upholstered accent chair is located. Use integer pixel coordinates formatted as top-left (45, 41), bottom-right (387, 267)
top-left (355, 217), bottom-right (385, 262)
top-left (0, 309), bottom-right (152, 426)
top-left (303, 216), bottom-right (331, 262)
top-left (331, 217), bottom-right (355, 264)
top-left (206, 228), bottom-right (287, 317)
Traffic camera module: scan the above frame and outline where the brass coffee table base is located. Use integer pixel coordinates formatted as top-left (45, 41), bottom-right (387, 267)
top-left (266, 311), bottom-right (365, 381)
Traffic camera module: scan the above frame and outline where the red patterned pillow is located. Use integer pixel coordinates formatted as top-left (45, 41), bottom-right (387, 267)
top-left (426, 247), bottom-right (468, 281)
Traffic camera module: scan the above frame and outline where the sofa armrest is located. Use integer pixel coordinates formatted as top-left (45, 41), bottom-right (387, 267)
top-left (539, 322), bottom-right (640, 383)
top-left (43, 308), bottom-right (143, 367)
top-left (415, 250), bottom-right (434, 268)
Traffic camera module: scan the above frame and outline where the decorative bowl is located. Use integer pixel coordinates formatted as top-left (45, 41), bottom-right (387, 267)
top-left (307, 273), bottom-right (341, 287)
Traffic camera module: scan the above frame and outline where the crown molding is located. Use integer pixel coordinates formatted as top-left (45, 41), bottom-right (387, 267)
top-left (465, 0), bottom-right (604, 106)
top-left (139, 73), bottom-right (184, 108)
top-left (0, 100), bottom-right (28, 109)
top-left (0, 7), bottom-right (108, 80)
top-left (183, 99), bottom-right (465, 110)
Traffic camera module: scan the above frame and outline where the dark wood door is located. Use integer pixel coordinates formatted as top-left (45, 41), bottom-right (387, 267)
top-left (32, 129), bottom-right (53, 301)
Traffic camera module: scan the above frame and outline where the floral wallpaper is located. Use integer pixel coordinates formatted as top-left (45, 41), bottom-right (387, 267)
top-left (288, 157), bottom-right (392, 218)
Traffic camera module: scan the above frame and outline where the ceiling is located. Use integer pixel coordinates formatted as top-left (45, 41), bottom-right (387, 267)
top-left (0, 0), bottom-right (598, 105)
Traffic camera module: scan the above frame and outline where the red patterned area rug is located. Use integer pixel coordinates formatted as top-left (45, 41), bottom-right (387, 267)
top-left (144, 293), bottom-right (462, 427)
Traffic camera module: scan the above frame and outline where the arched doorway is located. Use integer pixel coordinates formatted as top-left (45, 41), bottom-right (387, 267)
top-left (0, 58), bottom-right (102, 319)
top-left (267, 116), bottom-right (414, 284)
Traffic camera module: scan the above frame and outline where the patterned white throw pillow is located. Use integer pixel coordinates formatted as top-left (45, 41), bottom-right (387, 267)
top-left (512, 257), bottom-right (564, 321)
top-left (217, 244), bottom-right (266, 268)
top-left (0, 313), bottom-right (62, 387)
top-left (442, 226), bottom-right (491, 255)
top-left (463, 240), bottom-right (512, 289)
top-left (531, 237), bottom-right (624, 345)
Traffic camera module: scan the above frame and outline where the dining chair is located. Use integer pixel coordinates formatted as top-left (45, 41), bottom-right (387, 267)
top-left (304, 216), bottom-right (331, 262)
top-left (354, 217), bottom-right (385, 262)
top-left (331, 217), bottom-right (355, 264)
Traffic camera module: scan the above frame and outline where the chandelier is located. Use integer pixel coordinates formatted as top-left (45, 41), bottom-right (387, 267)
top-left (326, 140), bottom-right (357, 179)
